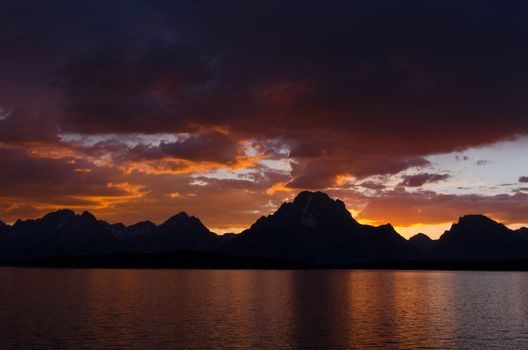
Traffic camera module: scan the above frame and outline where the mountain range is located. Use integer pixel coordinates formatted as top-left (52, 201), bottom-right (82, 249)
top-left (1, 191), bottom-right (527, 267)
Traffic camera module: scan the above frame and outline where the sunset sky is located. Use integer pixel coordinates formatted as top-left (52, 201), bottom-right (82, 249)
top-left (1, 1), bottom-right (528, 238)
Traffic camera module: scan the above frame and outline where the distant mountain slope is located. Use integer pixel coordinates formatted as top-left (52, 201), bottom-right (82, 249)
top-left (128, 212), bottom-right (221, 253)
top-left (0, 210), bottom-right (117, 262)
top-left (125, 221), bottom-right (157, 236)
top-left (0, 210), bottom-right (220, 263)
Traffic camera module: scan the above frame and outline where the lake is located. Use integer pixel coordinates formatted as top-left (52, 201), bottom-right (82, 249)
top-left (1, 268), bottom-right (527, 349)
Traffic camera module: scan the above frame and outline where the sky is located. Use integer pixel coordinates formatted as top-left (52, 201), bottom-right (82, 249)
top-left (1, 1), bottom-right (528, 238)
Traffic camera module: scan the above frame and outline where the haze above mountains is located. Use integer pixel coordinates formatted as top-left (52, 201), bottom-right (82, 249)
top-left (1, 191), bottom-right (527, 266)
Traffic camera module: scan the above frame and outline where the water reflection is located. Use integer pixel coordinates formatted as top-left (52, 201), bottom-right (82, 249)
top-left (1, 268), bottom-right (528, 349)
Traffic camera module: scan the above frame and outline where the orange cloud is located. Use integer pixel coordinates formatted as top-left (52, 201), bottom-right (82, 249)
top-left (266, 182), bottom-right (293, 195)
top-left (66, 182), bottom-right (147, 210)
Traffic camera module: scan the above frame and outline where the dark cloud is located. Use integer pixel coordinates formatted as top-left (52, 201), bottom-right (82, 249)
top-left (288, 156), bottom-right (429, 188)
top-left (60, 40), bottom-right (214, 134)
top-left (125, 131), bottom-right (243, 164)
top-left (400, 173), bottom-right (450, 187)
top-left (2, 1), bottom-right (528, 227)
top-left (520, 176), bottom-right (528, 183)
top-left (35, 0), bottom-right (528, 183)
top-left (358, 181), bottom-right (387, 191)
top-left (56, 1), bottom-right (528, 154)
top-left (0, 0), bottom-right (169, 147)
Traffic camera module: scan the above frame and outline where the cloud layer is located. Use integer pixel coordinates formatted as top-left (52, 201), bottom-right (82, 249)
top-left (1, 1), bottom-right (527, 234)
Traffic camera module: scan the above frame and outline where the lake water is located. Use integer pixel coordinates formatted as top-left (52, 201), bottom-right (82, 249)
top-left (1, 268), bottom-right (528, 349)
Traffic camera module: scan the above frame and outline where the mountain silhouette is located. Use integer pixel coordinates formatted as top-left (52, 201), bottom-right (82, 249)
top-left (430, 215), bottom-right (528, 260)
top-left (0, 210), bottom-right (220, 263)
top-left (131, 212), bottom-right (220, 253)
top-left (0, 191), bottom-right (527, 267)
top-left (517, 227), bottom-right (528, 239)
top-left (409, 233), bottom-right (435, 252)
top-left (124, 221), bottom-right (157, 236)
top-left (0, 210), bottom-right (117, 262)
top-left (224, 191), bottom-right (418, 264)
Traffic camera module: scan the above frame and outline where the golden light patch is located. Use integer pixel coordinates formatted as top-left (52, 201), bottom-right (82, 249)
top-left (73, 168), bottom-right (92, 173)
top-left (209, 225), bottom-right (249, 234)
top-left (68, 182), bottom-right (147, 210)
top-left (394, 222), bottom-right (453, 239)
top-left (0, 142), bottom-right (83, 160)
top-left (347, 208), bottom-right (362, 218)
top-left (266, 182), bottom-right (293, 195)
top-left (122, 153), bottom-right (264, 175)
top-left (335, 174), bottom-right (353, 186)
top-left (355, 218), bottom-right (382, 226)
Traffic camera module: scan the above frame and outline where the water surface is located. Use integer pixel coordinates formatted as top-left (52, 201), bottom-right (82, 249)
top-left (1, 268), bottom-right (527, 349)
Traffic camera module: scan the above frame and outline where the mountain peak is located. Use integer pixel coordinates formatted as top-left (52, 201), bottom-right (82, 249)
top-left (450, 215), bottom-right (509, 233)
top-left (290, 191), bottom-right (350, 221)
top-left (247, 191), bottom-right (355, 232)
top-left (442, 215), bottom-right (508, 237)
top-left (229, 191), bottom-right (415, 264)
top-left (160, 212), bottom-right (207, 231)
top-left (293, 191), bottom-right (332, 203)
top-left (458, 214), bottom-right (497, 225)
top-left (126, 221), bottom-right (156, 236)
top-left (173, 211), bottom-right (190, 219)
top-left (409, 233), bottom-right (432, 242)
top-left (378, 223), bottom-right (396, 230)
top-left (130, 220), bottom-right (156, 228)
top-left (81, 211), bottom-right (97, 221)
top-left (42, 209), bottom-right (76, 222)
top-left (435, 214), bottom-right (528, 260)
top-left (409, 233), bottom-right (434, 252)
top-left (293, 191), bottom-right (345, 208)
